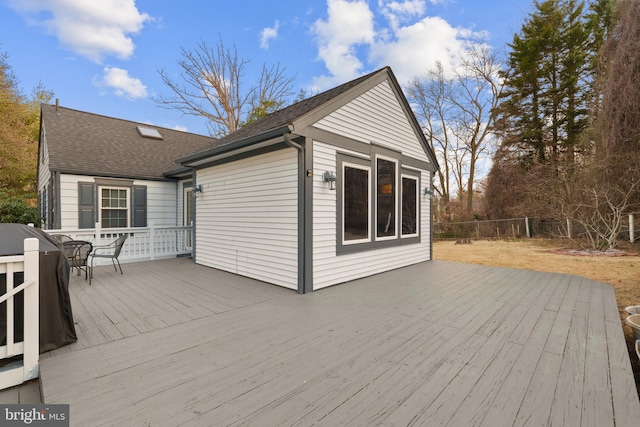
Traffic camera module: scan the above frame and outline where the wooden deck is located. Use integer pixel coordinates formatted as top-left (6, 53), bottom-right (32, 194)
top-left (38, 258), bottom-right (640, 426)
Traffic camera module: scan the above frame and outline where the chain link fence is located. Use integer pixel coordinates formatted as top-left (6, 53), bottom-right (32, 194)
top-left (434, 216), bottom-right (636, 241)
top-left (435, 218), bottom-right (530, 240)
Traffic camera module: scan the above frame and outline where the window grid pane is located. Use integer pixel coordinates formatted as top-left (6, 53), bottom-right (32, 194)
top-left (100, 187), bottom-right (128, 228)
top-left (402, 177), bottom-right (418, 235)
top-left (344, 166), bottom-right (369, 241)
top-left (376, 158), bottom-right (396, 238)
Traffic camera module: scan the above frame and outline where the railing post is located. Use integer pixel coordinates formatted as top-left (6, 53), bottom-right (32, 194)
top-left (95, 222), bottom-right (102, 247)
top-left (149, 222), bottom-right (155, 261)
top-left (630, 214), bottom-right (635, 243)
top-left (22, 238), bottom-right (39, 381)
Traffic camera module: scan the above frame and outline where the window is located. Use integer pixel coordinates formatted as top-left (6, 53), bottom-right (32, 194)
top-left (376, 157), bottom-right (397, 239)
top-left (343, 163), bottom-right (370, 243)
top-left (401, 175), bottom-right (419, 236)
top-left (100, 187), bottom-right (129, 228)
top-left (137, 126), bottom-right (163, 140)
top-left (78, 181), bottom-right (146, 229)
top-left (337, 149), bottom-right (421, 255)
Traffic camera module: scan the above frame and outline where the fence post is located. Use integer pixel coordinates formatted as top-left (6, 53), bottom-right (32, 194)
top-left (525, 217), bottom-right (531, 238)
top-left (149, 222), bottom-right (155, 261)
top-left (630, 214), bottom-right (635, 243)
top-left (22, 238), bottom-right (39, 381)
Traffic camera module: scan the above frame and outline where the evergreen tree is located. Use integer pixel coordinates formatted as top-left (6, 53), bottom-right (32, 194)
top-left (485, 0), bottom-right (612, 219)
top-left (492, 0), bottom-right (604, 164)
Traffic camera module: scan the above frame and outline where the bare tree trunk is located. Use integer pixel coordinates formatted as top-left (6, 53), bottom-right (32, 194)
top-left (155, 38), bottom-right (294, 137)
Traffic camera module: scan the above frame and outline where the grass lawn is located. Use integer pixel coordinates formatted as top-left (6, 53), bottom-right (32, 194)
top-left (433, 238), bottom-right (640, 393)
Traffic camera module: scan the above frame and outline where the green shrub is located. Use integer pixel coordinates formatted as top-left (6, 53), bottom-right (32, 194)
top-left (0, 192), bottom-right (39, 226)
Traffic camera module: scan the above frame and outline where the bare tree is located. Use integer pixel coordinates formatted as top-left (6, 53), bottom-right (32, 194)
top-left (156, 38), bottom-right (295, 137)
top-left (407, 62), bottom-right (457, 208)
top-left (567, 0), bottom-right (640, 250)
top-left (454, 45), bottom-right (503, 214)
top-left (408, 46), bottom-right (503, 218)
top-left (566, 157), bottom-right (640, 250)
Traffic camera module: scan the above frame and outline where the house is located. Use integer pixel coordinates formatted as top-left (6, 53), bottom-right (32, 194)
top-left (38, 66), bottom-right (439, 293)
top-left (176, 66), bottom-right (439, 292)
top-left (37, 102), bottom-right (216, 231)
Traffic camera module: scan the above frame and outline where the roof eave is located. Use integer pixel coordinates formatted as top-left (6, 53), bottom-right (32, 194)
top-left (49, 168), bottom-right (175, 182)
top-left (178, 125), bottom-right (292, 167)
top-left (164, 166), bottom-right (193, 179)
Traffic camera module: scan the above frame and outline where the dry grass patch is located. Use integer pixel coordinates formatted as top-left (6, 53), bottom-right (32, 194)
top-left (434, 238), bottom-right (640, 393)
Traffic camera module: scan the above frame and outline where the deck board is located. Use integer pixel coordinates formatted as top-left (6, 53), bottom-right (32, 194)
top-left (37, 258), bottom-right (640, 426)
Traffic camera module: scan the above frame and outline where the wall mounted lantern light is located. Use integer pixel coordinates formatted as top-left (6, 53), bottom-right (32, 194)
top-left (323, 171), bottom-right (337, 190)
top-left (193, 184), bottom-right (203, 197)
top-left (423, 187), bottom-right (433, 197)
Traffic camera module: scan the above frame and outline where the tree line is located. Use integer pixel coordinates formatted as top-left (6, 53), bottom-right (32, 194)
top-left (2, 0), bottom-right (638, 249)
top-left (485, 0), bottom-right (639, 249)
top-left (408, 0), bottom-right (637, 250)
top-left (0, 47), bottom-right (52, 223)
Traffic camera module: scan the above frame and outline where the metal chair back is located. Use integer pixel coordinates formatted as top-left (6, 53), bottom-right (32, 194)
top-left (113, 234), bottom-right (128, 258)
top-left (62, 240), bottom-right (93, 280)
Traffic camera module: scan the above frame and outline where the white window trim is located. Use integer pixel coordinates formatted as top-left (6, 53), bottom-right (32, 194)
top-left (98, 186), bottom-right (130, 229)
top-left (374, 155), bottom-right (399, 241)
top-left (401, 174), bottom-right (420, 238)
top-left (342, 161), bottom-right (371, 246)
top-left (183, 187), bottom-right (194, 227)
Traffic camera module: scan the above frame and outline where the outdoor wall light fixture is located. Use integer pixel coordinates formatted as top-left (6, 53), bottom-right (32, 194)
top-left (423, 187), bottom-right (433, 196)
top-left (323, 171), bottom-right (337, 190)
top-left (193, 184), bottom-right (203, 197)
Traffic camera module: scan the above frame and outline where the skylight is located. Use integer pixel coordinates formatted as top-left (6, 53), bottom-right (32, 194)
top-left (137, 126), bottom-right (163, 140)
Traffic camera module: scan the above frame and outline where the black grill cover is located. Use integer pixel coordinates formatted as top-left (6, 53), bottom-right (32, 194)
top-left (0, 224), bottom-right (77, 353)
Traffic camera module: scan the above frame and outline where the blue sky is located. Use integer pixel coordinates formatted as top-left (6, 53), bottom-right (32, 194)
top-left (0, 0), bottom-right (533, 136)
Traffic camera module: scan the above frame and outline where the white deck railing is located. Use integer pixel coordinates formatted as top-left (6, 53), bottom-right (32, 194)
top-left (49, 223), bottom-right (193, 265)
top-left (0, 238), bottom-right (40, 390)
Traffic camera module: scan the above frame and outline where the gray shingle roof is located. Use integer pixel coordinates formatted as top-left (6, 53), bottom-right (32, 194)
top-left (41, 104), bottom-right (217, 180)
top-left (181, 67), bottom-right (391, 162)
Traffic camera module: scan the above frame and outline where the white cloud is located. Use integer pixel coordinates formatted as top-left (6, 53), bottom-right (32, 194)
top-left (260, 21), bottom-right (280, 49)
top-left (379, 0), bottom-right (426, 30)
top-left (97, 67), bottom-right (147, 99)
top-left (310, 0), bottom-right (376, 89)
top-left (172, 124), bottom-right (189, 132)
top-left (309, 0), bottom-right (489, 90)
top-left (8, 0), bottom-right (151, 63)
top-left (370, 16), bottom-right (487, 85)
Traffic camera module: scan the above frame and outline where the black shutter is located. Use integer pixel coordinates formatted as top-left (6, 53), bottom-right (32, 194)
top-left (78, 182), bottom-right (96, 229)
top-left (132, 185), bottom-right (147, 227)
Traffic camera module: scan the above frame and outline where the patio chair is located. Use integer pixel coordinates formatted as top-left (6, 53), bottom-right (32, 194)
top-left (62, 240), bottom-right (93, 280)
top-left (50, 234), bottom-right (73, 244)
top-left (89, 234), bottom-right (128, 285)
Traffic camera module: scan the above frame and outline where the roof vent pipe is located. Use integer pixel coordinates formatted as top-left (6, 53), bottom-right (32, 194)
top-left (55, 98), bottom-right (59, 115)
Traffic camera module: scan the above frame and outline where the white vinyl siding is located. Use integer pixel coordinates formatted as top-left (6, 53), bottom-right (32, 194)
top-left (37, 133), bottom-right (51, 194)
top-left (195, 148), bottom-right (298, 290)
top-left (37, 132), bottom-right (52, 228)
top-left (313, 141), bottom-right (431, 290)
top-left (57, 174), bottom-right (178, 229)
top-left (313, 80), bottom-right (430, 163)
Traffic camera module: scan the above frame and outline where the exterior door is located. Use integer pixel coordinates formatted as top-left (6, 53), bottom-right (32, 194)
top-left (183, 187), bottom-right (194, 250)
